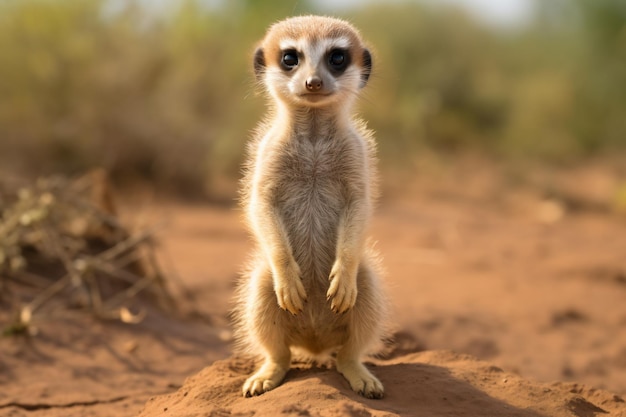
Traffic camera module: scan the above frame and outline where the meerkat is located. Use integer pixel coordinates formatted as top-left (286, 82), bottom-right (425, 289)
top-left (233, 15), bottom-right (388, 399)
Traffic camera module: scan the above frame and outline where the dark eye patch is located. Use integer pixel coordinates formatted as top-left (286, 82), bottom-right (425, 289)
top-left (280, 49), bottom-right (299, 70)
top-left (327, 49), bottom-right (350, 73)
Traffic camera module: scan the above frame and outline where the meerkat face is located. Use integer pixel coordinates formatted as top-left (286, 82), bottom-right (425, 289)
top-left (254, 16), bottom-right (372, 109)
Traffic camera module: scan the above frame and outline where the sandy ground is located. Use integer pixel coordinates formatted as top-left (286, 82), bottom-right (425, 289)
top-left (1, 161), bottom-right (626, 416)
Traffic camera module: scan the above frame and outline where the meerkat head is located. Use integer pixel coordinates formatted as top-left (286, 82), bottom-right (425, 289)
top-left (254, 16), bottom-right (372, 109)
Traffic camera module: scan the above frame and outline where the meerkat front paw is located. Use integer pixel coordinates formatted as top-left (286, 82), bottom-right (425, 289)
top-left (273, 260), bottom-right (307, 315)
top-left (326, 260), bottom-right (358, 313)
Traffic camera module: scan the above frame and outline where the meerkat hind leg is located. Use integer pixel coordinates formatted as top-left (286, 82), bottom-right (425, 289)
top-left (335, 262), bottom-right (385, 399)
top-left (243, 346), bottom-right (291, 397)
top-left (336, 343), bottom-right (384, 399)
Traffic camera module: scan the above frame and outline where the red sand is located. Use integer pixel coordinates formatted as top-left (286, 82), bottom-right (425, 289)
top-left (2, 162), bottom-right (626, 416)
top-left (139, 351), bottom-right (626, 417)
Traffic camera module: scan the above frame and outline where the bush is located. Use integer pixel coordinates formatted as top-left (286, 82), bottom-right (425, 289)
top-left (0, 0), bottom-right (623, 197)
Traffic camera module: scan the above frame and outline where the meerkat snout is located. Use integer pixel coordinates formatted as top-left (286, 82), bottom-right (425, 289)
top-left (305, 75), bottom-right (323, 92)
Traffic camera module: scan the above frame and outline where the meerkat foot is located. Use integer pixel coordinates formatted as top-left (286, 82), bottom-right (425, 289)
top-left (243, 360), bottom-right (289, 397)
top-left (336, 359), bottom-right (384, 399)
top-left (326, 261), bottom-right (357, 313)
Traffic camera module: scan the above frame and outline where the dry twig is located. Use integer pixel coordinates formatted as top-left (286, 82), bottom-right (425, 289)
top-left (0, 170), bottom-right (173, 335)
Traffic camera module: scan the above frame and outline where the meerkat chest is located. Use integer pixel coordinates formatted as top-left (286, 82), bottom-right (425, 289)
top-left (272, 135), bottom-right (352, 220)
top-left (287, 138), bottom-right (344, 180)
top-left (276, 137), bottom-right (353, 212)
top-left (255, 130), bottom-right (363, 212)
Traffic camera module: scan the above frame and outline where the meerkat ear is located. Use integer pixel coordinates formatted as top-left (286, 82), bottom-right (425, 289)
top-left (253, 47), bottom-right (266, 80)
top-left (360, 48), bottom-right (372, 88)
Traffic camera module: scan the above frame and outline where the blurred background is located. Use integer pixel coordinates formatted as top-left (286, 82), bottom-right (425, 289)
top-left (3, 2), bottom-right (626, 406)
top-left (1, 0), bottom-right (624, 201)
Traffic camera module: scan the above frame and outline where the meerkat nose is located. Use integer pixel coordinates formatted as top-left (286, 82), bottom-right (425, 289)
top-left (305, 76), bottom-right (323, 92)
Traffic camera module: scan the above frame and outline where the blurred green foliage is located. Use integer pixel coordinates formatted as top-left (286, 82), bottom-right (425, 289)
top-left (0, 0), bottom-right (623, 197)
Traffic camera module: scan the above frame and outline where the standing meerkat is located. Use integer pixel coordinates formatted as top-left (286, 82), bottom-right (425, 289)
top-left (234, 15), bottom-right (388, 399)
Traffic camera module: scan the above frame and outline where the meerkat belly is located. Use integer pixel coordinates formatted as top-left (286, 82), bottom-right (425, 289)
top-left (274, 139), bottom-right (345, 277)
top-left (280, 170), bottom-right (343, 282)
top-left (276, 142), bottom-right (351, 351)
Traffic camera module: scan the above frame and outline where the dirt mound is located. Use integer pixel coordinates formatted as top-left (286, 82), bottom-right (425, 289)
top-left (4, 163), bottom-right (626, 417)
top-left (138, 351), bottom-right (626, 417)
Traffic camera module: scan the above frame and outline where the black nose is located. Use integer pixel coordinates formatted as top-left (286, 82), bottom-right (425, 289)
top-left (305, 76), bottom-right (323, 92)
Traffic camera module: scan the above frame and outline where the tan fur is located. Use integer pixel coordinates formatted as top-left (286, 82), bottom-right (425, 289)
top-left (233, 15), bottom-right (388, 399)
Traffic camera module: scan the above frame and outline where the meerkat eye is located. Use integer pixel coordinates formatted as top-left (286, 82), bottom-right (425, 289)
top-left (281, 50), bottom-right (299, 70)
top-left (328, 49), bottom-right (348, 72)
